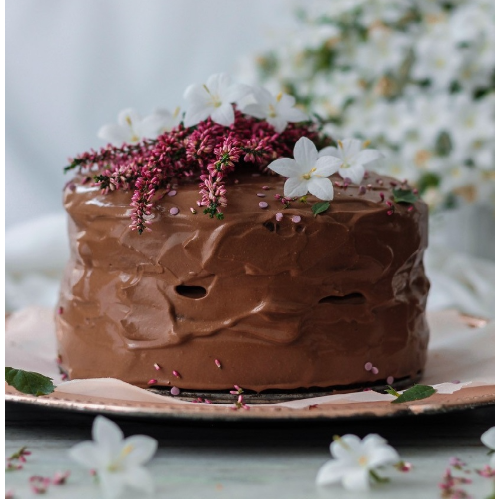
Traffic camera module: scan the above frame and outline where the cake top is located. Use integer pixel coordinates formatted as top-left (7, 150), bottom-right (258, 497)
top-left (65, 73), bottom-right (419, 232)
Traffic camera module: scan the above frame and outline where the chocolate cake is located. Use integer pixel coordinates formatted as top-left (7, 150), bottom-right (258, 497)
top-left (56, 171), bottom-right (429, 392)
top-left (56, 74), bottom-right (430, 395)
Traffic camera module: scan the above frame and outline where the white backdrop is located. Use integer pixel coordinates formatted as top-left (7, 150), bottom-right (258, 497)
top-left (6, 0), bottom-right (294, 227)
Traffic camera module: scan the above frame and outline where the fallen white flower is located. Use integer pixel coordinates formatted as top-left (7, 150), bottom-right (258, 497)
top-left (267, 137), bottom-right (341, 200)
top-left (319, 138), bottom-right (383, 184)
top-left (316, 434), bottom-right (400, 491)
top-left (481, 426), bottom-right (495, 467)
top-left (69, 415), bottom-right (157, 498)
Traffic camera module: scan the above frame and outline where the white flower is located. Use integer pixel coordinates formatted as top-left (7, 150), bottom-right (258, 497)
top-left (183, 73), bottom-right (250, 127)
top-left (481, 427), bottom-right (495, 467)
top-left (316, 434), bottom-right (400, 491)
top-left (98, 108), bottom-right (159, 145)
top-left (141, 107), bottom-right (181, 136)
top-left (267, 137), bottom-right (341, 200)
top-left (69, 416), bottom-right (157, 498)
top-left (243, 86), bottom-right (308, 133)
top-left (319, 138), bottom-right (383, 184)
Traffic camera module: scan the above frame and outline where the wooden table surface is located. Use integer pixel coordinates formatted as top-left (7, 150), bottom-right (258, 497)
top-left (5, 402), bottom-right (495, 499)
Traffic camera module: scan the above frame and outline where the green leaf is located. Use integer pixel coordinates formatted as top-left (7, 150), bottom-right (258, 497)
top-left (5, 367), bottom-right (55, 396)
top-left (390, 384), bottom-right (436, 404)
top-left (312, 201), bottom-right (330, 216)
top-left (385, 385), bottom-right (401, 398)
top-left (392, 187), bottom-right (419, 204)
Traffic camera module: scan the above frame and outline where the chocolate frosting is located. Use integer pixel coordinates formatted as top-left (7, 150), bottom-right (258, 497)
top-left (56, 171), bottom-right (430, 391)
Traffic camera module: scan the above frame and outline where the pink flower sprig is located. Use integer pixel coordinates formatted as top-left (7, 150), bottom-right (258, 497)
top-left (439, 468), bottom-right (472, 499)
top-left (66, 109), bottom-right (329, 233)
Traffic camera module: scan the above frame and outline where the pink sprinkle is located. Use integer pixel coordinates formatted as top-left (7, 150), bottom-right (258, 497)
top-left (215, 359), bottom-right (222, 369)
top-left (452, 379), bottom-right (461, 384)
top-left (390, 181), bottom-right (398, 186)
top-left (262, 186), bottom-right (270, 190)
top-left (154, 363), bottom-right (161, 371)
top-left (387, 210), bottom-right (393, 216)
top-left (234, 179), bottom-right (239, 184)
top-left (190, 207), bottom-right (197, 214)
top-left (168, 190), bottom-right (177, 197)
top-left (387, 376), bottom-right (395, 384)
top-left (147, 379), bottom-right (157, 385)
top-left (386, 200), bottom-right (393, 206)
top-left (276, 212), bottom-right (283, 221)
top-left (61, 373), bottom-right (68, 381)
top-left (334, 181), bottom-right (342, 187)
top-left (408, 206), bottom-right (414, 212)
top-left (377, 179), bottom-right (384, 185)
top-left (367, 184), bottom-right (373, 190)
top-left (358, 186), bottom-right (367, 195)
top-left (173, 370), bottom-right (181, 378)
top-left (196, 201), bottom-right (202, 207)
top-left (371, 366), bottom-right (379, 375)
top-left (256, 193), bottom-right (266, 197)
top-left (204, 399), bottom-right (212, 404)
top-left (170, 386), bottom-right (180, 396)
top-left (291, 215), bottom-right (301, 223)
top-left (379, 192), bottom-right (385, 201)
top-left (169, 207), bottom-right (179, 215)
top-left (258, 202), bottom-right (269, 209)
top-left (364, 362), bottom-right (373, 371)
top-left (57, 306), bottom-right (64, 315)
top-left (343, 177), bottom-right (352, 186)
top-left (363, 388), bottom-right (371, 392)
top-left (52, 471), bottom-right (70, 485)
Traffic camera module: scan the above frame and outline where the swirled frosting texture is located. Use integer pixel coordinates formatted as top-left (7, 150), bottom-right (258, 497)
top-left (56, 172), bottom-right (430, 391)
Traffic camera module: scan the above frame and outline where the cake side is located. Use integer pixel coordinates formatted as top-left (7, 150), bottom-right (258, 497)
top-left (56, 171), bottom-right (430, 391)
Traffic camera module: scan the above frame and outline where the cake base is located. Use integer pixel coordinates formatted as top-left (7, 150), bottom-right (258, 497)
top-left (147, 372), bottom-right (422, 404)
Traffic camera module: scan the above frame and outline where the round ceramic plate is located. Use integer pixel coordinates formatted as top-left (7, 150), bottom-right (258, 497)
top-left (5, 384), bottom-right (494, 422)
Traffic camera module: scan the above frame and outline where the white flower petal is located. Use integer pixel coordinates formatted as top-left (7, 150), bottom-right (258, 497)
top-left (92, 416), bottom-right (124, 455)
top-left (251, 85), bottom-right (274, 106)
top-left (366, 445), bottom-right (400, 468)
top-left (278, 94), bottom-right (296, 107)
top-left (362, 434), bottom-right (388, 449)
top-left (284, 177), bottom-right (309, 197)
top-left (211, 103), bottom-right (235, 127)
top-left (308, 177), bottom-right (334, 201)
top-left (183, 84), bottom-right (210, 103)
top-left (68, 441), bottom-right (103, 469)
top-left (122, 436), bottom-right (158, 467)
top-left (339, 138), bottom-right (364, 159)
top-left (339, 165), bottom-right (365, 184)
top-left (481, 427), bottom-right (495, 450)
top-left (293, 137), bottom-right (319, 169)
top-left (281, 107), bottom-right (309, 123)
top-left (97, 124), bottom-right (131, 145)
top-left (243, 103), bottom-right (267, 119)
top-left (314, 156), bottom-right (342, 177)
top-left (319, 146), bottom-right (342, 159)
top-left (316, 460), bottom-right (355, 486)
top-left (207, 73), bottom-right (231, 95)
top-left (99, 471), bottom-right (126, 499)
top-left (117, 108), bottom-right (141, 128)
top-left (184, 104), bottom-right (212, 128)
top-left (354, 149), bottom-right (384, 166)
top-left (224, 83), bottom-right (252, 103)
top-left (341, 468), bottom-right (371, 491)
top-left (268, 116), bottom-right (288, 133)
top-left (331, 435), bottom-right (362, 460)
top-left (124, 466), bottom-right (155, 494)
top-left (266, 158), bottom-right (300, 177)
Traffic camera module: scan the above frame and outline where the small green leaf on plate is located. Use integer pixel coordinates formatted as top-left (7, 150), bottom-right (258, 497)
top-left (392, 188), bottom-right (419, 204)
top-left (312, 201), bottom-right (330, 216)
top-left (385, 385), bottom-right (401, 398)
top-left (5, 367), bottom-right (55, 396)
top-left (390, 384), bottom-right (436, 404)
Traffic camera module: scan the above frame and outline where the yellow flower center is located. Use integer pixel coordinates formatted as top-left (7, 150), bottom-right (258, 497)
top-left (358, 456), bottom-right (368, 466)
top-left (302, 167), bottom-right (317, 180)
top-left (268, 104), bottom-right (277, 118)
top-left (204, 85), bottom-right (222, 108)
